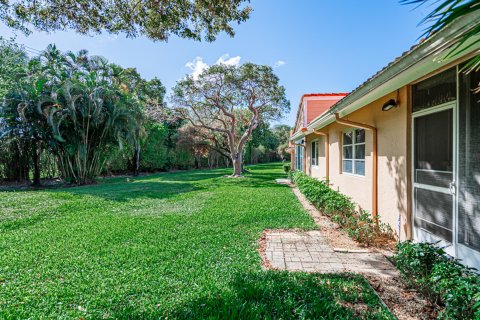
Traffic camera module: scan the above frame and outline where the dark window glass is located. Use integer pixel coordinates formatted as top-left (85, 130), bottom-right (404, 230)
top-left (355, 129), bottom-right (365, 143)
top-left (343, 131), bottom-right (353, 145)
top-left (343, 146), bottom-right (353, 159)
top-left (412, 67), bottom-right (457, 112)
top-left (355, 145), bottom-right (365, 159)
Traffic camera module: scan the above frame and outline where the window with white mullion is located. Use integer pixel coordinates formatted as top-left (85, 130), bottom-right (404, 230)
top-left (342, 129), bottom-right (365, 176)
top-left (311, 140), bottom-right (318, 166)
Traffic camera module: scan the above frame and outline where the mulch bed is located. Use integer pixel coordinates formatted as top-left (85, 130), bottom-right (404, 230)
top-left (365, 275), bottom-right (438, 319)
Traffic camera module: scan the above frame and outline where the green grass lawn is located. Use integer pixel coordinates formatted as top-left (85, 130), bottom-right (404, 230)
top-left (0, 163), bottom-right (393, 319)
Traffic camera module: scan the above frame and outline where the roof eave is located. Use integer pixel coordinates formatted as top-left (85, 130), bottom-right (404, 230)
top-left (289, 129), bottom-right (311, 141)
top-left (308, 11), bottom-right (480, 131)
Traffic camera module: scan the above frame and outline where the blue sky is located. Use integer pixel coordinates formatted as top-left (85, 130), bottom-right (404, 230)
top-left (0, 0), bottom-right (429, 125)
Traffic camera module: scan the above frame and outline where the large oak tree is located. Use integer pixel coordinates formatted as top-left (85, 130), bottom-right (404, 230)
top-left (170, 63), bottom-right (289, 177)
top-left (0, 0), bottom-right (251, 42)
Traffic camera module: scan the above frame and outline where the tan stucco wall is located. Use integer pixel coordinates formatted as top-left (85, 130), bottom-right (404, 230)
top-left (304, 87), bottom-right (410, 240)
top-left (305, 135), bottom-right (328, 179)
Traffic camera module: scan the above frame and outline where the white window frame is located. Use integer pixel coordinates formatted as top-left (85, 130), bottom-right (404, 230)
top-left (311, 140), bottom-right (318, 166)
top-left (342, 129), bottom-right (365, 176)
top-left (295, 141), bottom-right (304, 171)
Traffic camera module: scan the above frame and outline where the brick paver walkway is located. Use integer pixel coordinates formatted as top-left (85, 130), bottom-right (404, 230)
top-left (264, 230), bottom-right (397, 277)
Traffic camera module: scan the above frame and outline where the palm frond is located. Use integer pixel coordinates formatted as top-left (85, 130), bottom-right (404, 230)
top-left (402, 0), bottom-right (480, 75)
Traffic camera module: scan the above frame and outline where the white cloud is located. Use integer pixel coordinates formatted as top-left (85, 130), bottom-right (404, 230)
top-left (185, 57), bottom-right (209, 80)
top-left (216, 54), bottom-right (241, 67)
top-left (185, 54), bottom-right (242, 80)
top-left (273, 60), bottom-right (286, 68)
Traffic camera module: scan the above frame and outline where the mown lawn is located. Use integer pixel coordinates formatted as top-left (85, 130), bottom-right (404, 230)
top-left (0, 163), bottom-right (393, 319)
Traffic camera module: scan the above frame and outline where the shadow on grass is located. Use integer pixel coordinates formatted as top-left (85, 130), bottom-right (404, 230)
top-left (1, 163), bottom-right (288, 233)
top-left (110, 271), bottom-right (392, 319)
top-left (0, 181), bottom-right (204, 232)
top-left (0, 162), bottom-right (286, 195)
top-left (63, 181), bottom-right (203, 202)
top-left (0, 163), bottom-right (289, 230)
top-left (61, 163), bottom-right (288, 201)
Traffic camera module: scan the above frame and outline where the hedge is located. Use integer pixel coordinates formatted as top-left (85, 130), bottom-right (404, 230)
top-left (291, 171), bottom-right (392, 245)
top-left (394, 241), bottom-right (480, 319)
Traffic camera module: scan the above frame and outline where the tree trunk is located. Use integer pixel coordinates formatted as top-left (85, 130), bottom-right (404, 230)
top-left (232, 158), bottom-right (242, 176)
top-left (230, 113), bottom-right (258, 177)
top-left (231, 152), bottom-right (243, 177)
top-left (32, 142), bottom-right (41, 186)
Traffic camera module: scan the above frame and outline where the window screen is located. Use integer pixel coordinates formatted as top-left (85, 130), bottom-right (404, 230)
top-left (414, 109), bottom-right (453, 188)
top-left (458, 65), bottom-right (480, 251)
top-left (412, 67), bottom-right (457, 113)
top-left (342, 129), bottom-right (365, 176)
top-left (414, 188), bottom-right (453, 242)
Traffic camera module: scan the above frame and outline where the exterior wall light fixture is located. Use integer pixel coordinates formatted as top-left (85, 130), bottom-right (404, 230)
top-left (382, 99), bottom-right (398, 111)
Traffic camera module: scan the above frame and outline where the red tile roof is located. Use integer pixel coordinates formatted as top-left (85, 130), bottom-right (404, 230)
top-left (302, 93), bottom-right (349, 98)
top-left (293, 93), bottom-right (349, 133)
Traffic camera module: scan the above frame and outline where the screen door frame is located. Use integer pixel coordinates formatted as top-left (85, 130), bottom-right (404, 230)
top-left (412, 100), bottom-right (457, 257)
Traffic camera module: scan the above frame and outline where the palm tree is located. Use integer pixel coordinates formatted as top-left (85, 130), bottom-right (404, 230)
top-left (1, 72), bottom-right (53, 185)
top-left (26, 47), bottom-right (143, 184)
top-left (402, 0), bottom-right (480, 74)
top-left (3, 44), bottom-right (154, 184)
top-left (45, 66), bottom-right (140, 184)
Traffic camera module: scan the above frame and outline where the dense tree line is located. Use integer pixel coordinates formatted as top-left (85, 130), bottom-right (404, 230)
top-left (0, 38), bottom-right (290, 185)
top-left (0, 39), bottom-right (168, 184)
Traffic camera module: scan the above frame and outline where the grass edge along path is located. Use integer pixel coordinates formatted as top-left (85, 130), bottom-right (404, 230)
top-left (0, 163), bottom-right (393, 319)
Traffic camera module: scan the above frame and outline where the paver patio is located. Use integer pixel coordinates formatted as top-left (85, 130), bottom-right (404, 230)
top-left (263, 230), bottom-right (397, 277)
top-left (267, 179), bottom-right (398, 277)
top-left (260, 182), bottom-right (436, 319)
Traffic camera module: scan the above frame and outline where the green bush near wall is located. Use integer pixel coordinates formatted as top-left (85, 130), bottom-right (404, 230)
top-left (394, 241), bottom-right (480, 319)
top-left (291, 171), bottom-right (392, 245)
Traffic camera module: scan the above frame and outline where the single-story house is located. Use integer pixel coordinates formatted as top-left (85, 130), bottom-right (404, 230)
top-left (289, 12), bottom-right (480, 270)
top-left (290, 93), bottom-right (348, 173)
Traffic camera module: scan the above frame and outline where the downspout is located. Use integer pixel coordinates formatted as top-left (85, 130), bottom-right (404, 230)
top-left (334, 113), bottom-right (378, 224)
top-left (312, 130), bottom-right (329, 180)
